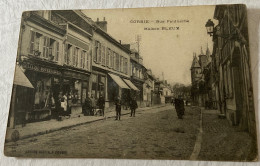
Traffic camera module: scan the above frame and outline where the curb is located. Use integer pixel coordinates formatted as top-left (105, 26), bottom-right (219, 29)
top-left (5, 104), bottom-right (167, 143)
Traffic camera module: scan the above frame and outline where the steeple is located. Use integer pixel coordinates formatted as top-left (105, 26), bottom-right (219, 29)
top-left (191, 53), bottom-right (201, 69)
top-left (200, 46), bottom-right (204, 55)
top-left (206, 43), bottom-right (211, 57)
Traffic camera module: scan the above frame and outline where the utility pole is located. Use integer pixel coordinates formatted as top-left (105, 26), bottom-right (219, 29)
top-left (135, 35), bottom-right (142, 55)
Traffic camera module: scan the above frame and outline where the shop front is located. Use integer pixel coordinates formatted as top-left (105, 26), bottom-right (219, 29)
top-left (107, 73), bottom-right (130, 108)
top-left (8, 65), bottom-right (34, 128)
top-left (21, 61), bottom-right (63, 122)
top-left (62, 68), bottom-right (90, 116)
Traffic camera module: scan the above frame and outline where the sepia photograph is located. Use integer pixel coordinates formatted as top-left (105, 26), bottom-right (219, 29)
top-left (3, 4), bottom-right (258, 161)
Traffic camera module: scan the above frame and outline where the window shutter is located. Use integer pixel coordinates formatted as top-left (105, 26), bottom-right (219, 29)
top-left (30, 31), bottom-right (35, 54)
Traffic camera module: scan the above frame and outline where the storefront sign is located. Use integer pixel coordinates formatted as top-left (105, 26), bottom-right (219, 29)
top-left (22, 62), bottom-right (62, 75)
top-left (63, 70), bottom-right (89, 81)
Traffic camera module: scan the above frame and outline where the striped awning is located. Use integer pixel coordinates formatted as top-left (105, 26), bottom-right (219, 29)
top-left (14, 65), bottom-right (34, 88)
top-left (123, 79), bottom-right (139, 91)
top-left (108, 73), bottom-right (130, 89)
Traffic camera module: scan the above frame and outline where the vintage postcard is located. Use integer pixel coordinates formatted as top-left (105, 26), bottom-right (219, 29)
top-left (4, 4), bottom-right (258, 161)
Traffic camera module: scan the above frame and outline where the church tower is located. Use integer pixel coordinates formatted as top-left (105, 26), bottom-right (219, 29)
top-left (190, 53), bottom-right (202, 84)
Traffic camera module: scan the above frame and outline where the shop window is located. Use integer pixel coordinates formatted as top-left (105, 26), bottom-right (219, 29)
top-left (92, 74), bottom-right (97, 97)
top-left (101, 45), bottom-right (106, 66)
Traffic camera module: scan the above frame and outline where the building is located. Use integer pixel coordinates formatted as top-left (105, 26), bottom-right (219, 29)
top-left (210, 5), bottom-right (256, 135)
top-left (190, 47), bottom-right (213, 107)
top-left (123, 44), bottom-right (146, 107)
top-left (53, 10), bottom-right (92, 115)
top-left (8, 10), bottom-right (94, 127)
top-left (143, 69), bottom-right (155, 107)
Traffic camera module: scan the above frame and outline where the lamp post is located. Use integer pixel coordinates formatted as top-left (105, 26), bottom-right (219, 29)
top-left (205, 19), bottom-right (215, 36)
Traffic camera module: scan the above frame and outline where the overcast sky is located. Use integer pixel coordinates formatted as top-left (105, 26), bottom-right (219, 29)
top-left (83, 5), bottom-right (217, 85)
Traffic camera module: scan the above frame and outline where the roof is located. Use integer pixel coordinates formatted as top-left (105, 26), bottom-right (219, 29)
top-left (191, 55), bottom-right (201, 68)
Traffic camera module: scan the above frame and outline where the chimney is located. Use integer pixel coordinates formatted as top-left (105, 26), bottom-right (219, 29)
top-left (119, 40), bottom-right (121, 44)
top-left (95, 17), bottom-right (107, 32)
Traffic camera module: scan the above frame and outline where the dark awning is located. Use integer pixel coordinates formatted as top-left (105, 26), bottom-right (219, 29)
top-left (123, 79), bottom-right (139, 91)
top-left (14, 65), bottom-right (34, 88)
top-left (108, 73), bottom-right (130, 89)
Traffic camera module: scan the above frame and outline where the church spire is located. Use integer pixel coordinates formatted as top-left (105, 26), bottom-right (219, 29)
top-left (200, 46), bottom-right (204, 55)
top-left (206, 43), bottom-right (211, 57)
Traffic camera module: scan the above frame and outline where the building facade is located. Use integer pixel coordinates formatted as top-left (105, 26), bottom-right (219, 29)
top-left (211, 5), bottom-right (256, 135)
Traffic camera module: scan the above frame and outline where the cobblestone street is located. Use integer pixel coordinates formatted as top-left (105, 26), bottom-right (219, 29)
top-left (198, 109), bottom-right (258, 161)
top-left (5, 105), bottom-right (200, 159)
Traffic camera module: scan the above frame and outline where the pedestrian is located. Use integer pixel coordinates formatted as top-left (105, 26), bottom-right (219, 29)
top-left (115, 96), bottom-right (122, 120)
top-left (174, 95), bottom-right (185, 119)
top-left (171, 97), bottom-right (175, 106)
top-left (82, 94), bottom-right (92, 116)
top-left (129, 97), bottom-right (138, 117)
top-left (90, 94), bottom-right (96, 116)
top-left (61, 92), bottom-right (69, 116)
top-left (97, 94), bottom-right (105, 116)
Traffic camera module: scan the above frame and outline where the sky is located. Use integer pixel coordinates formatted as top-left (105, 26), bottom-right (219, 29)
top-left (82, 6), bottom-right (217, 85)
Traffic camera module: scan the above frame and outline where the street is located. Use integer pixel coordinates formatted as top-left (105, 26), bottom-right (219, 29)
top-left (5, 105), bottom-right (201, 159)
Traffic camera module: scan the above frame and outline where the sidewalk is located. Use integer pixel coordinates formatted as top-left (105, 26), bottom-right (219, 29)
top-left (5, 104), bottom-right (167, 143)
top-left (198, 107), bottom-right (257, 161)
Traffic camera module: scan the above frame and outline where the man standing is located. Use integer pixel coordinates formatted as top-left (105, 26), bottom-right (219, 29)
top-left (97, 94), bottom-right (105, 116)
top-left (115, 96), bottom-right (122, 120)
top-left (129, 97), bottom-right (138, 117)
top-left (90, 94), bottom-right (96, 116)
top-left (174, 95), bottom-right (185, 119)
top-left (83, 94), bottom-right (92, 116)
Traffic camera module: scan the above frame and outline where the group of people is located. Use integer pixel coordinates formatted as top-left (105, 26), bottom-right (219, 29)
top-left (114, 96), bottom-right (138, 120)
top-left (82, 94), bottom-right (138, 121)
top-left (82, 94), bottom-right (105, 116)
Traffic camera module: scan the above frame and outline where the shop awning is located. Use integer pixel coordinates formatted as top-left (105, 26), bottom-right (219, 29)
top-left (123, 79), bottom-right (140, 91)
top-left (108, 73), bottom-right (130, 89)
top-left (14, 65), bottom-right (34, 88)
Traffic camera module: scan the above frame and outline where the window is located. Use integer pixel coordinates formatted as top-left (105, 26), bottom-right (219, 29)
top-left (120, 56), bottom-right (124, 72)
top-left (98, 42), bottom-right (101, 63)
top-left (113, 52), bottom-right (116, 70)
top-left (42, 36), bottom-right (49, 59)
top-left (106, 47), bottom-right (110, 67)
top-left (93, 41), bottom-right (98, 62)
top-left (116, 53), bottom-right (119, 71)
top-left (55, 41), bottom-right (59, 61)
top-left (124, 58), bottom-right (128, 74)
top-left (75, 47), bottom-right (79, 67)
top-left (86, 51), bottom-right (90, 70)
top-left (80, 50), bottom-right (84, 68)
top-left (101, 45), bottom-right (105, 66)
top-left (30, 31), bottom-right (42, 55)
top-left (65, 44), bottom-right (72, 65)
top-left (109, 50), bottom-right (113, 68)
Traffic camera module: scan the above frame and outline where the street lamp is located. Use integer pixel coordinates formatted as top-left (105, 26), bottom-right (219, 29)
top-left (205, 19), bottom-right (215, 36)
